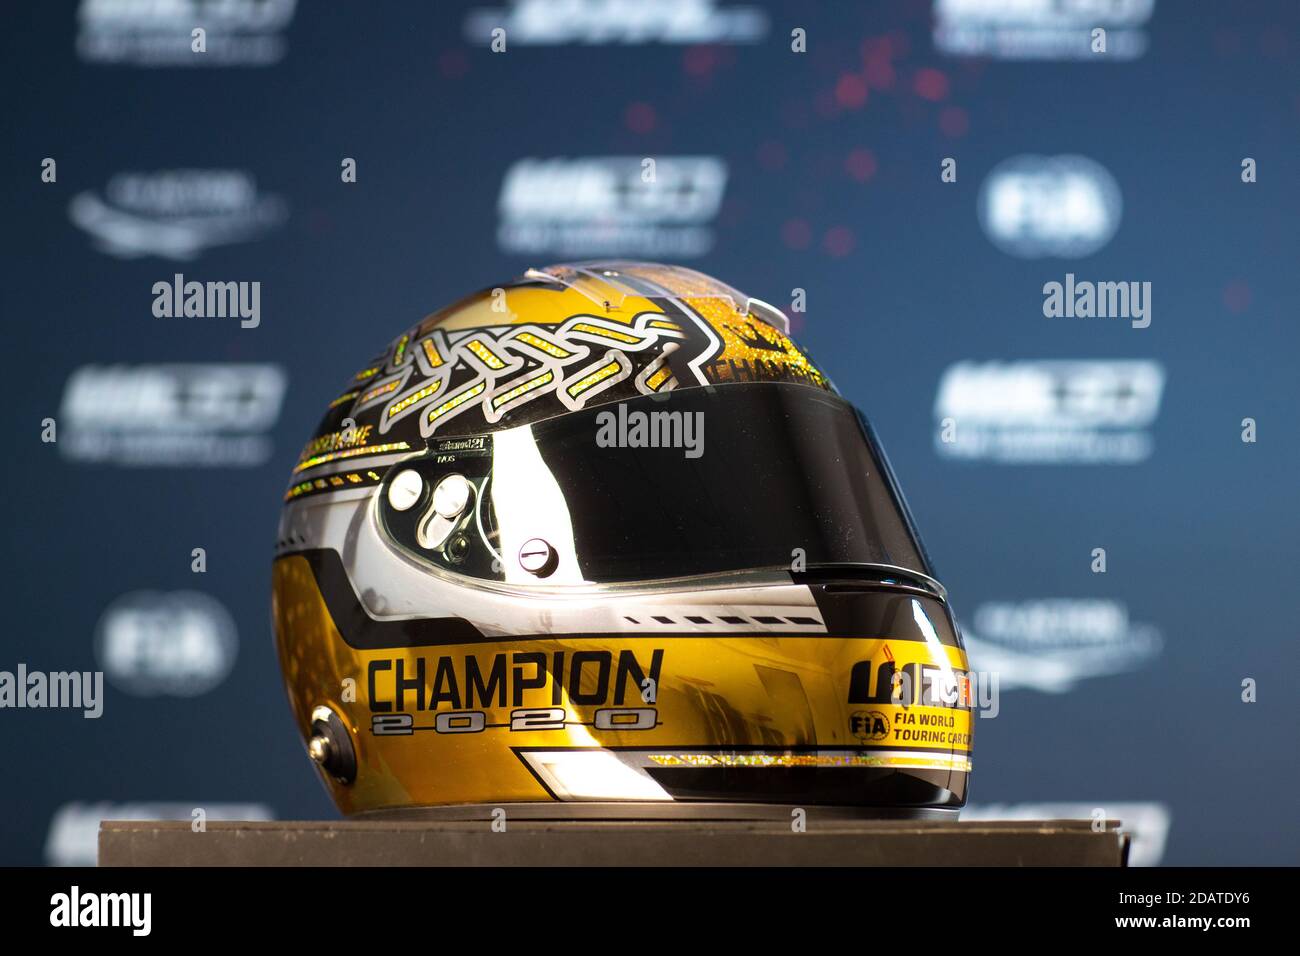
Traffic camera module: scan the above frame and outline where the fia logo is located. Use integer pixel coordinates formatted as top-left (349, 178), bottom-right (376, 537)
top-left (850, 710), bottom-right (890, 742)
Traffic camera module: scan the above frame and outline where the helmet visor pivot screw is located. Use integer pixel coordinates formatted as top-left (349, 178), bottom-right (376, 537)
top-left (387, 469), bottom-right (424, 512)
top-left (518, 538), bottom-right (558, 577)
top-left (432, 474), bottom-right (471, 519)
top-left (307, 735), bottom-right (331, 764)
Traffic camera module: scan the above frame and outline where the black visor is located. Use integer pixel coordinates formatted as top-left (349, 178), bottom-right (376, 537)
top-left (379, 383), bottom-right (931, 587)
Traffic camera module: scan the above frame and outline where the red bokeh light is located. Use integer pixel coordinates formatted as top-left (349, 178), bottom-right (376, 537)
top-left (845, 148), bottom-right (878, 182)
top-left (683, 45), bottom-right (719, 77)
top-left (624, 102), bottom-right (657, 134)
top-left (913, 68), bottom-right (949, 102)
top-left (439, 50), bottom-right (469, 79)
top-left (835, 73), bottom-right (869, 110)
top-left (823, 226), bottom-right (856, 257)
top-left (865, 56), bottom-right (896, 89)
top-left (782, 219), bottom-right (813, 250)
top-left (939, 106), bottom-right (969, 137)
top-left (758, 140), bottom-right (788, 171)
top-left (1223, 280), bottom-right (1252, 314)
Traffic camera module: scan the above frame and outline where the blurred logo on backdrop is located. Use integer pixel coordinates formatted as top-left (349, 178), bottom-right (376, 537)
top-left (962, 599), bottom-right (1162, 693)
top-left (464, 0), bottom-right (768, 45)
top-left (979, 155), bottom-right (1123, 259)
top-left (45, 802), bottom-right (274, 866)
top-left (933, 0), bottom-right (1153, 61)
top-left (934, 360), bottom-right (1165, 464)
top-left (95, 591), bottom-right (239, 697)
top-left (59, 364), bottom-right (287, 467)
top-left (77, 0), bottom-right (297, 67)
top-left (498, 156), bottom-right (728, 258)
top-left (963, 803), bottom-right (1170, 866)
top-left (69, 170), bottom-right (288, 261)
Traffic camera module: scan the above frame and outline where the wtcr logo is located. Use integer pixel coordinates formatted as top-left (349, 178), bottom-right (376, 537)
top-left (60, 363), bottom-right (286, 467)
top-left (464, 0), bottom-right (768, 45)
top-left (934, 360), bottom-right (1165, 464)
top-left (934, 0), bottom-right (1154, 61)
top-left (497, 156), bottom-right (727, 258)
top-left (77, 0), bottom-right (297, 67)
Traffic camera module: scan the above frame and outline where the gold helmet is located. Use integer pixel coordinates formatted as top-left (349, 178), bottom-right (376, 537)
top-left (273, 262), bottom-right (972, 819)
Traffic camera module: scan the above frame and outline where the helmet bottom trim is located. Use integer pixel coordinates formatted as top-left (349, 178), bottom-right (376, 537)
top-left (353, 801), bottom-right (960, 823)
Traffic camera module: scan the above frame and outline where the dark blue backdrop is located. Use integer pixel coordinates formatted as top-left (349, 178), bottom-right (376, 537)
top-left (3, 0), bottom-right (1297, 865)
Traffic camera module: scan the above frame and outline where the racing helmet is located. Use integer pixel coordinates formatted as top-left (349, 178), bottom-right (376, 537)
top-left (272, 261), bottom-right (972, 819)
